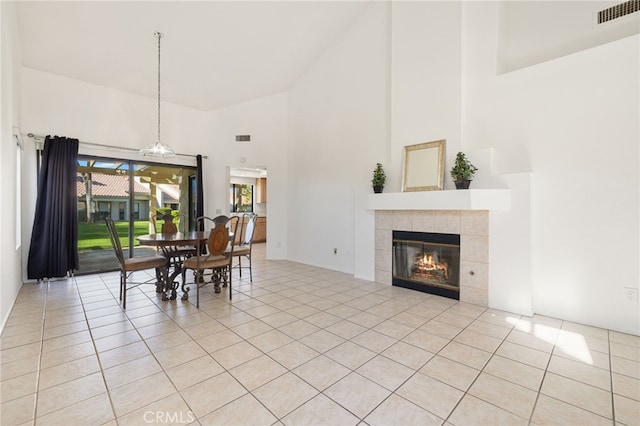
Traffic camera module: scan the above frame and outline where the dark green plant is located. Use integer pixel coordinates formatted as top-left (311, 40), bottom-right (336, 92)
top-left (371, 163), bottom-right (386, 187)
top-left (157, 207), bottom-right (172, 217)
top-left (450, 152), bottom-right (478, 181)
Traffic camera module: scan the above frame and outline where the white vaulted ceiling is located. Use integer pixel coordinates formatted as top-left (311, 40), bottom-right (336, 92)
top-left (16, 1), bottom-right (369, 111)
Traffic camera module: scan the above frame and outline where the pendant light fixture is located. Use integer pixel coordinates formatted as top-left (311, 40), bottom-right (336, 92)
top-left (140, 31), bottom-right (175, 158)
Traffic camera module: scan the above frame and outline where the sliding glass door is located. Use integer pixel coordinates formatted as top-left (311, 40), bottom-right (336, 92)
top-left (76, 156), bottom-right (197, 275)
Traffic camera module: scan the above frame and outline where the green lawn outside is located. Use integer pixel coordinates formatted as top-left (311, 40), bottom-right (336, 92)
top-left (78, 220), bottom-right (155, 251)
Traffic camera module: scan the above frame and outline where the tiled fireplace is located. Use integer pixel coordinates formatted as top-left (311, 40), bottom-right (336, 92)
top-left (375, 210), bottom-right (489, 306)
top-left (368, 187), bottom-right (532, 315)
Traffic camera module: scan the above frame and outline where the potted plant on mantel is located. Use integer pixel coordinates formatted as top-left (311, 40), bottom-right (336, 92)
top-left (371, 163), bottom-right (386, 193)
top-left (450, 152), bottom-right (478, 189)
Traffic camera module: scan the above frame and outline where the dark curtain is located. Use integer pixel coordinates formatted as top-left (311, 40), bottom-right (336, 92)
top-left (196, 154), bottom-right (204, 231)
top-left (27, 136), bottom-right (79, 280)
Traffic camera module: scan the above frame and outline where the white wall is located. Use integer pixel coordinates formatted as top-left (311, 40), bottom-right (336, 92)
top-left (463, 2), bottom-right (639, 334)
top-left (500, 1), bottom-right (640, 73)
top-left (0, 1), bottom-right (24, 330)
top-left (21, 68), bottom-right (209, 161)
top-left (19, 68), bottom-right (208, 282)
top-left (391, 1), bottom-right (463, 190)
top-left (288, 1), bottom-right (389, 276)
top-left (0, 2), bottom-right (22, 330)
top-left (205, 93), bottom-right (289, 260)
top-left (20, 70), bottom-right (290, 277)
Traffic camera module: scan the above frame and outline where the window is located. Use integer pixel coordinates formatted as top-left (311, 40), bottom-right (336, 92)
top-left (133, 202), bottom-right (140, 220)
top-left (78, 201), bottom-right (87, 222)
top-left (230, 184), bottom-right (253, 213)
top-left (15, 137), bottom-right (22, 250)
top-left (118, 202), bottom-right (126, 220)
top-left (97, 202), bottom-right (111, 219)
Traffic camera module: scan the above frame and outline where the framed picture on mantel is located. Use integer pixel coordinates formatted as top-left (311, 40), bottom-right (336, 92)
top-left (402, 139), bottom-right (446, 192)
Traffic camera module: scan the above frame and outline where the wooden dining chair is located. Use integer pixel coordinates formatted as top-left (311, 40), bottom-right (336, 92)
top-left (151, 213), bottom-right (179, 234)
top-left (227, 213), bottom-right (257, 282)
top-left (153, 213), bottom-right (195, 264)
top-left (104, 217), bottom-right (168, 309)
top-left (181, 215), bottom-right (239, 308)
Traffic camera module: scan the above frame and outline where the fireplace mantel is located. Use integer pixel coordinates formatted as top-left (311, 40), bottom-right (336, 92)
top-left (367, 189), bottom-right (510, 211)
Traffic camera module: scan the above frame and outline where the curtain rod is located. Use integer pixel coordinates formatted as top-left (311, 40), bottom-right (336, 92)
top-left (26, 133), bottom-right (207, 160)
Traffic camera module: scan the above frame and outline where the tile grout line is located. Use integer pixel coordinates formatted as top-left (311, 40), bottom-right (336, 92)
top-left (525, 318), bottom-right (563, 426)
top-left (31, 279), bottom-right (49, 426)
top-left (608, 329), bottom-right (616, 424)
top-left (439, 305), bottom-right (508, 425)
top-left (70, 274), bottom-right (119, 425)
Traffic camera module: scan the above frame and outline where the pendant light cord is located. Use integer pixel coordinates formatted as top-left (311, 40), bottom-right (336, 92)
top-left (138, 31), bottom-right (176, 157)
top-left (156, 31), bottom-right (162, 145)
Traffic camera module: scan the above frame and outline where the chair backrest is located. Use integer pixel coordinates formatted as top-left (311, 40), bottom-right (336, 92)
top-left (208, 217), bottom-right (230, 256)
top-left (226, 216), bottom-right (240, 256)
top-left (196, 215), bottom-right (240, 257)
top-left (104, 217), bottom-right (125, 268)
top-left (212, 215), bottom-right (229, 227)
top-left (242, 213), bottom-right (258, 246)
top-left (152, 213), bottom-right (178, 234)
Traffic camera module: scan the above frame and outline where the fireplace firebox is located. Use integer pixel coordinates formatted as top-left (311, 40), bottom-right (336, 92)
top-left (392, 231), bottom-right (460, 300)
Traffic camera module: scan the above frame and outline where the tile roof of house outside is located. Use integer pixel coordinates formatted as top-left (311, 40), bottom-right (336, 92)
top-left (76, 174), bottom-right (150, 198)
top-left (157, 184), bottom-right (179, 203)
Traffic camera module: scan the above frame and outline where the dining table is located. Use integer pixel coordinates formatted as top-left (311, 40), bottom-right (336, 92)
top-left (137, 231), bottom-right (209, 301)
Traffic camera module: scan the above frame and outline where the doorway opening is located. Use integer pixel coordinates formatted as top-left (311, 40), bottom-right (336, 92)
top-left (229, 167), bottom-right (268, 245)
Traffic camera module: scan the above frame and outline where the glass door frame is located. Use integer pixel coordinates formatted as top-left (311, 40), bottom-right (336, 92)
top-left (77, 154), bottom-right (198, 262)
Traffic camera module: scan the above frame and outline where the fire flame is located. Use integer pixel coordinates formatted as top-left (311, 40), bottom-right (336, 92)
top-left (415, 253), bottom-right (449, 280)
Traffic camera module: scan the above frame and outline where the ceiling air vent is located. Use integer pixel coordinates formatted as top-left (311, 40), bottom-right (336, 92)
top-left (235, 135), bottom-right (251, 142)
top-left (597, 0), bottom-right (639, 24)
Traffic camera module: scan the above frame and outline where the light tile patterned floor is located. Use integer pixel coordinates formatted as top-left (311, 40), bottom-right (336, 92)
top-left (1, 244), bottom-right (639, 425)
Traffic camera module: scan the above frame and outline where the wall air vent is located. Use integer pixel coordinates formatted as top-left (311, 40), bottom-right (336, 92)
top-left (235, 135), bottom-right (251, 142)
top-left (597, 0), bottom-right (639, 24)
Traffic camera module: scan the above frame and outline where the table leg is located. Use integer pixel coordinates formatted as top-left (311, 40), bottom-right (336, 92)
top-left (180, 265), bottom-right (191, 300)
top-left (167, 266), bottom-right (182, 300)
top-left (159, 249), bottom-right (181, 301)
top-left (155, 267), bottom-right (165, 294)
top-left (161, 261), bottom-right (173, 301)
